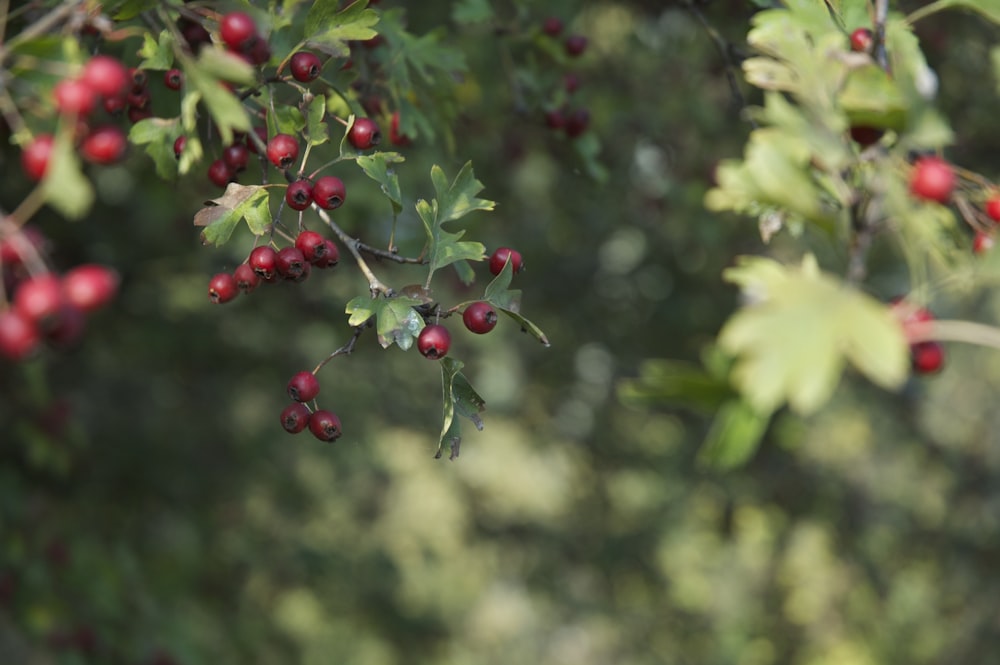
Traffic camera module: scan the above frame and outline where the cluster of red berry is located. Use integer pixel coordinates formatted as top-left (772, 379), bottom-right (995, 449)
top-left (539, 17), bottom-right (591, 138)
top-left (0, 226), bottom-right (119, 361)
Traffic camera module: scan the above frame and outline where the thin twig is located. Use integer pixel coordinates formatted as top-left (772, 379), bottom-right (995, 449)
top-left (313, 206), bottom-right (393, 296)
top-left (0, 0), bottom-right (81, 65)
top-left (313, 323), bottom-right (368, 373)
top-left (908, 319), bottom-right (1000, 350)
top-left (873, 0), bottom-right (890, 72)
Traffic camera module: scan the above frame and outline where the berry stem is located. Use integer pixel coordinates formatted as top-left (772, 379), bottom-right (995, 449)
top-left (873, 0), bottom-right (890, 72)
top-left (908, 320), bottom-right (1000, 351)
top-left (312, 323), bottom-right (368, 374)
top-left (313, 206), bottom-right (393, 296)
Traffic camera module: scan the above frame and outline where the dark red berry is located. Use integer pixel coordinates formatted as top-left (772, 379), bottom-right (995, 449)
top-left (129, 68), bottom-right (147, 87)
top-left (0, 310), bottom-right (40, 361)
top-left (208, 158), bottom-right (235, 187)
top-left (14, 273), bottom-right (64, 328)
top-left (173, 135), bottom-right (187, 158)
top-left (417, 324), bottom-right (451, 359)
top-left (488, 247), bottom-right (523, 275)
top-left (53, 78), bottom-right (96, 116)
top-left (910, 156), bottom-right (955, 204)
top-left (233, 263), bottom-right (259, 294)
top-left (249, 246), bottom-right (278, 280)
top-left (164, 68), bottom-right (184, 90)
top-left (850, 27), bottom-right (874, 53)
top-left (463, 301), bottom-right (498, 334)
top-left (312, 175), bottom-right (346, 209)
top-left (287, 371), bottom-right (320, 402)
top-left (389, 111), bottom-right (411, 146)
top-left (126, 85), bottom-right (151, 109)
top-left (542, 17), bottom-right (563, 37)
top-left (103, 94), bottom-right (127, 115)
top-left (82, 55), bottom-right (130, 99)
top-left (565, 34), bottom-right (588, 57)
top-left (208, 272), bottom-right (238, 303)
top-left (267, 133), bottom-right (299, 169)
top-left (219, 11), bottom-right (258, 51)
top-left (564, 108), bottom-right (590, 138)
top-left (62, 264), bottom-right (118, 312)
top-left (21, 134), bottom-right (54, 181)
top-left (911, 341), bottom-right (944, 374)
top-left (80, 125), bottom-right (127, 164)
top-left (348, 117), bottom-right (381, 150)
top-left (247, 38), bottom-right (271, 65)
top-left (308, 409), bottom-right (342, 442)
top-left (275, 246), bottom-right (307, 280)
top-left (295, 231), bottom-right (328, 263)
top-left (222, 143), bottom-right (249, 172)
top-left (281, 402), bottom-right (312, 433)
top-left (290, 51), bottom-right (322, 82)
top-left (544, 109), bottom-right (566, 130)
top-left (179, 18), bottom-right (212, 52)
top-left (127, 106), bottom-right (153, 124)
top-left (45, 304), bottom-right (86, 349)
top-left (285, 180), bottom-right (314, 211)
top-left (849, 126), bottom-right (884, 146)
top-left (313, 240), bottom-right (340, 268)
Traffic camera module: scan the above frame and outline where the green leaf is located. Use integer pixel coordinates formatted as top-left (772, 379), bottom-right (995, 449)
top-left (435, 357), bottom-right (486, 460)
top-left (617, 359), bottom-right (734, 413)
top-left (698, 400), bottom-right (770, 470)
top-left (909, 0), bottom-right (1000, 23)
top-left (305, 95), bottom-right (329, 147)
top-left (356, 152), bottom-right (405, 214)
top-left (41, 126), bottom-right (93, 220)
top-left (194, 48), bottom-right (257, 87)
top-left (482, 259), bottom-right (522, 310)
top-left (345, 295), bottom-right (424, 349)
top-left (112, 0), bottom-right (158, 20)
top-left (304, 0), bottom-right (380, 58)
top-left (497, 306), bottom-right (550, 347)
top-left (719, 254), bottom-right (909, 414)
top-left (182, 56), bottom-right (251, 145)
top-left (129, 117), bottom-right (180, 179)
top-left (839, 64), bottom-right (908, 131)
top-left (452, 0), bottom-right (494, 24)
top-left (573, 132), bottom-right (610, 183)
top-left (193, 184), bottom-right (269, 246)
top-left (430, 161), bottom-right (495, 223)
top-left (137, 30), bottom-right (175, 70)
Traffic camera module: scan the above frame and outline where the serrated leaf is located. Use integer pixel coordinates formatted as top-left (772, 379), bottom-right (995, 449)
top-left (137, 30), bottom-right (175, 70)
top-left (305, 95), bottom-right (329, 146)
top-left (345, 296), bottom-right (377, 326)
top-left (345, 295), bottom-right (424, 349)
top-left (497, 306), bottom-right (550, 347)
top-left (304, 0), bottom-right (380, 58)
top-left (129, 117), bottom-right (180, 179)
top-left (431, 161), bottom-right (495, 223)
top-left (41, 128), bottom-right (93, 220)
top-left (242, 193), bottom-right (273, 235)
top-left (697, 400), bottom-right (770, 470)
top-left (357, 152), bottom-right (405, 214)
top-left (435, 357), bottom-right (486, 459)
top-left (183, 58), bottom-right (251, 145)
top-left (482, 259), bottom-right (522, 310)
top-left (839, 64), bottom-right (908, 130)
top-left (719, 254), bottom-right (908, 414)
top-left (193, 184), bottom-right (269, 246)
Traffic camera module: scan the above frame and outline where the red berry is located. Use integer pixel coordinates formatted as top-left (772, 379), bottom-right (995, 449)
top-left (173, 136), bottom-right (187, 158)
top-left (909, 156), bottom-right (954, 204)
top-left (14, 273), bottom-right (64, 327)
top-left (313, 240), bottom-right (340, 268)
top-left (53, 78), bottom-right (96, 116)
top-left (267, 133), bottom-right (299, 169)
top-left (208, 158), bottom-right (235, 187)
top-left (986, 196), bottom-right (1000, 222)
top-left (280, 402), bottom-right (312, 433)
top-left (126, 85), bottom-right (151, 109)
top-left (222, 142), bottom-right (249, 172)
top-left (45, 304), bottom-right (86, 349)
top-left (285, 180), bottom-right (314, 211)
top-left (911, 341), bottom-right (944, 374)
top-left (208, 272), bottom-right (238, 303)
top-left (417, 323), bottom-right (451, 359)
top-left (62, 264), bottom-right (119, 312)
top-left (180, 18), bottom-right (212, 52)
top-left (488, 247), bottom-right (523, 275)
top-left (312, 175), bottom-right (346, 209)
top-left (564, 108), bottom-right (590, 138)
top-left (974, 231), bottom-right (994, 254)
top-left (348, 117), bottom-right (381, 150)
top-left (290, 51), bottom-right (322, 82)
top-left (287, 371), bottom-right (320, 402)
top-left (849, 125), bottom-right (884, 146)
top-left (463, 301), bottom-right (498, 334)
top-left (295, 230), bottom-right (328, 263)
top-left (850, 27), bottom-right (874, 53)
top-left (103, 94), bottom-right (127, 115)
top-left (21, 134), bottom-right (54, 181)
top-left (127, 106), bottom-right (153, 124)
top-left (233, 263), bottom-right (260, 294)
top-left (247, 38), bottom-right (271, 65)
top-left (544, 109), bottom-right (566, 130)
top-left (129, 68), bottom-right (148, 87)
top-left (389, 111), bottom-right (411, 146)
top-left (82, 56), bottom-right (130, 99)
top-left (164, 68), bottom-right (184, 90)
top-left (80, 125), bottom-right (127, 164)
top-left (542, 17), bottom-right (563, 37)
top-left (249, 246), bottom-right (278, 280)
top-left (219, 11), bottom-right (258, 51)
top-left (0, 310), bottom-right (40, 361)
top-left (565, 34), bottom-right (588, 57)
top-left (275, 246), bottom-right (307, 280)
top-left (308, 409), bottom-right (342, 441)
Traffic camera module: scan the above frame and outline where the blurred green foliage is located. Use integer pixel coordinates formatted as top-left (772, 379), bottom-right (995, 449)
top-left (2, 1), bottom-right (1000, 664)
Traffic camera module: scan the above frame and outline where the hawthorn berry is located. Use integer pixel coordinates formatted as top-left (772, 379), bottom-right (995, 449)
top-left (285, 180), bottom-right (314, 211)
top-left (208, 158), bottom-right (235, 187)
top-left (986, 197), bottom-right (1000, 223)
top-left (974, 231), bottom-right (994, 254)
top-left (129, 68), bottom-right (148, 87)
top-left (463, 301), bottom-right (498, 334)
top-left (348, 117), bottom-right (381, 150)
top-left (911, 341), bottom-right (944, 374)
top-left (14, 274), bottom-right (64, 328)
top-left (309, 409), bottom-right (342, 441)
top-left (173, 136), bottom-right (187, 158)
top-left (542, 17), bottom-right (564, 37)
top-left (910, 156), bottom-right (955, 204)
top-left (312, 175), bottom-right (346, 209)
top-left (233, 263), bottom-right (260, 294)
top-left (0, 310), bottom-right (40, 361)
top-left (81, 56), bottom-right (130, 99)
top-left (126, 85), bottom-right (151, 109)
top-left (544, 109), bottom-right (566, 130)
top-left (219, 11), bottom-right (258, 51)
top-left (564, 108), bottom-right (590, 138)
top-left (488, 247), bottom-right (524, 276)
top-left (222, 143), bottom-right (250, 172)
top-left (62, 264), bottom-right (119, 312)
top-left (287, 371), bottom-right (320, 402)
top-left (164, 69), bottom-right (184, 90)
top-left (295, 231), bottom-right (328, 263)
top-left (208, 272), bottom-right (238, 304)
top-left (249, 246), bottom-right (278, 280)
top-left (267, 133), bottom-right (299, 169)
top-left (247, 38), bottom-right (272, 65)
top-left (127, 106), bottom-right (153, 124)
top-left (103, 95), bottom-right (127, 115)
top-left (275, 246), bottom-right (307, 280)
top-left (179, 18), bottom-right (212, 52)
top-left (418, 324), bottom-right (451, 359)
top-left (849, 125), bottom-right (884, 147)
top-left (290, 51), bottom-right (322, 82)
top-left (80, 126), bottom-right (127, 164)
top-left (21, 134), bottom-right (54, 181)
top-left (53, 78), bottom-right (96, 116)
top-left (389, 111), bottom-right (411, 146)
top-left (565, 34), bottom-right (588, 57)
top-left (850, 27), bottom-right (874, 53)
top-left (0, 226), bottom-right (47, 267)
top-left (45, 305), bottom-right (86, 349)
top-left (313, 240), bottom-right (340, 268)
top-left (280, 402), bottom-right (312, 433)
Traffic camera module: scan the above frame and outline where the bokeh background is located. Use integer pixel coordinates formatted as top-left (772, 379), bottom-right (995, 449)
top-left (3, 1), bottom-right (1000, 663)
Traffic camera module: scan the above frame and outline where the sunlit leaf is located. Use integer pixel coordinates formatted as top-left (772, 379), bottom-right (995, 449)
top-left (129, 117), bottom-right (180, 179)
top-left (42, 127), bottom-right (93, 220)
top-left (137, 30), bottom-right (174, 71)
top-left (345, 295), bottom-right (424, 349)
top-left (698, 400), bottom-right (770, 470)
top-left (304, 0), bottom-right (380, 58)
top-left (193, 184), bottom-right (269, 246)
